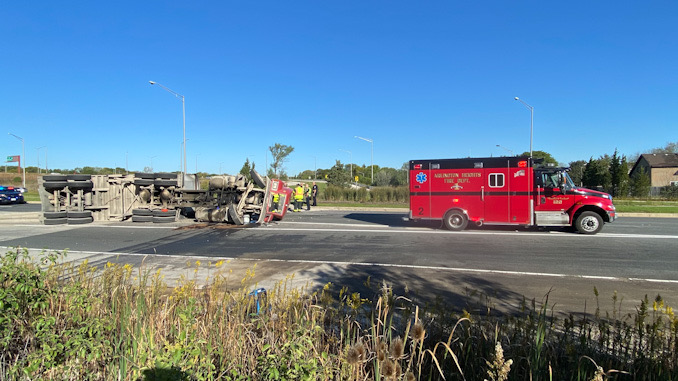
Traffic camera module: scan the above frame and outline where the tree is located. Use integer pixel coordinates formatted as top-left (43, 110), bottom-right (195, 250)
top-left (374, 168), bottom-right (396, 186)
top-left (582, 157), bottom-right (599, 189)
top-left (239, 158), bottom-right (252, 180)
top-left (327, 160), bottom-right (350, 187)
top-left (630, 167), bottom-right (651, 198)
top-left (618, 156), bottom-right (630, 197)
top-left (519, 150), bottom-right (558, 166)
top-left (568, 160), bottom-right (587, 186)
top-left (268, 143), bottom-right (294, 177)
top-left (296, 170), bottom-right (315, 180)
top-left (609, 149), bottom-right (622, 197)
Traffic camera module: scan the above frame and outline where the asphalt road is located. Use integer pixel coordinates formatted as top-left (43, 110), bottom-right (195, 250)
top-left (2, 205), bottom-right (677, 316)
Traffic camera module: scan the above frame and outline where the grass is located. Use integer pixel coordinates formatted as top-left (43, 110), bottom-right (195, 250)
top-left (613, 199), bottom-right (678, 214)
top-left (2, 248), bottom-right (678, 380)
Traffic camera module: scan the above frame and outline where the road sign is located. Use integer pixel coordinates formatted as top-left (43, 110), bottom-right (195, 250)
top-left (6, 155), bottom-right (19, 163)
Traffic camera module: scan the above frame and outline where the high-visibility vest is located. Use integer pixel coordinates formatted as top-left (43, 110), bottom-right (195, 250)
top-left (294, 186), bottom-right (304, 201)
top-left (272, 193), bottom-right (279, 202)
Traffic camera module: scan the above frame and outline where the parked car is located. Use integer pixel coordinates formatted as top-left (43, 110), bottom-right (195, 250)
top-left (0, 186), bottom-right (25, 204)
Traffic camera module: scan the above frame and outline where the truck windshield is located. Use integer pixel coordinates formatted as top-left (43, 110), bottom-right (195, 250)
top-left (542, 171), bottom-right (575, 189)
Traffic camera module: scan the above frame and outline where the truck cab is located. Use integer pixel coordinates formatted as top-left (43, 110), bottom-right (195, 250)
top-left (534, 167), bottom-right (615, 234)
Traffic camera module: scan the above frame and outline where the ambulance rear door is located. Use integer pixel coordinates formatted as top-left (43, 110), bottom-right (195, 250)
top-left (409, 161), bottom-right (431, 219)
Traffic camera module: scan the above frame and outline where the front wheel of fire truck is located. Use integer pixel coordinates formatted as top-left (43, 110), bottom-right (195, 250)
top-left (443, 210), bottom-right (468, 231)
top-left (574, 211), bottom-right (603, 235)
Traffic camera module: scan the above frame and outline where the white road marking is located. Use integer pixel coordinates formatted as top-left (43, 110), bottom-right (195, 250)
top-left (4, 246), bottom-right (678, 285)
top-left (6, 221), bottom-right (678, 239)
top-left (262, 225), bottom-right (678, 239)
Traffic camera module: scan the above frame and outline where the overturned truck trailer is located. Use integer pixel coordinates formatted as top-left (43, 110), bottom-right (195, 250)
top-left (38, 169), bottom-right (291, 225)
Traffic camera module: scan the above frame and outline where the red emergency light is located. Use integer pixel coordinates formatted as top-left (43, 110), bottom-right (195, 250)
top-left (413, 164), bottom-right (422, 169)
top-left (518, 161), bottom-right (527, 168)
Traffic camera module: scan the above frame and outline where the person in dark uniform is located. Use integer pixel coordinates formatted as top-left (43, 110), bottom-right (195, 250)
top-left (312, 182), bottom-right (318, 206)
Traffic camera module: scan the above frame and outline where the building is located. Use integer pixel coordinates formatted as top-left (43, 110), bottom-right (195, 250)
top-left (629, 153), bottom-right (678, 194)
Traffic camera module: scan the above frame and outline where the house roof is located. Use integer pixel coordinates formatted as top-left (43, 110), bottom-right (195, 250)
top-left (640, 153), bottom-right (678, 168)
top-left (629, 153), bottom-right (678, 176)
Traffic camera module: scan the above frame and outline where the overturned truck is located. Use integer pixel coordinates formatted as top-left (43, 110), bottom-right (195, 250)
top-left (37, 169), bottom-right (291, 225)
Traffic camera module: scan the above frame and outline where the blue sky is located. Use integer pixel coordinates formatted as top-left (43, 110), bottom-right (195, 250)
top-left (1, 1), bottom-right (676, 176)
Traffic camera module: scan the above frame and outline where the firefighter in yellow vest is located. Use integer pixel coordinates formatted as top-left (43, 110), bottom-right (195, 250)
top-left (271, 192), bottom-right (280, 212)
top-left (294, 184), bottom-right (304, 212)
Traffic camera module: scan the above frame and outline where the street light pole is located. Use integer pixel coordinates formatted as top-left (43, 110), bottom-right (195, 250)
top-left (8, 133), bottom-right (25, 188)
top-left (495, 144), bottom-right (514, 156)
top-left (514, 97), bottom-right (534, 157)
top-left (339, 149), bottom-right (352, 182)
top-left (37, 146), bottom-right (46, 174)
top-left (354, 136), bottom-right (373, 185)
top-left (150, 81), bottom-right (186, 182)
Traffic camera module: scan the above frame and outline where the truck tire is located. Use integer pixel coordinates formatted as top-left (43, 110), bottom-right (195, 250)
top-left (134, 179), bottom-right (154, 186)
top-left (135, 172), bottom-right (155, 179)
top-left (132, 215), bottom-right (153, 223)
top-left (154, 172), bottom-right (176, 179)
top-left (228, 203), bottom-right (244, 225)
top-left (152, 216), bottom-right (175, 223)
top-left (43, 175), bottom-right (67, 182)
top-left (67, 211), bottom-right (92, 219)
top-left (68, 181), bottom-right (93, 190)
top-left (154, 179), bottom-right (178, 187)
top-left (44, 211), bottom-right (67, 219)
top-left (443, 210), bottom-right (468, 231)
top-left (575, 211), bottom-right (603, 234)
top-left (67, 174), bottom-right (91, 181)
top-left (251, 169), bottom-right (267, 189)
top-left (153, 209), bottom-right (176, 217)
top-left (43, 181), bottom-right (68, 190)
top-left (44, 217), bottom-right (67, 225)
top-left (132, 208), bottom-right (153, 216)
top-left (67, 217), bottom-right (93, 225)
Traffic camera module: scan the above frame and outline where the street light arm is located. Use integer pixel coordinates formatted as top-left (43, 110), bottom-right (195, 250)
top-left (514, 97), bottom-right (533, 111)
top-left (354, 135), bottom-right (373, 143)
top-left (149, 81), bottom-right (184, 101)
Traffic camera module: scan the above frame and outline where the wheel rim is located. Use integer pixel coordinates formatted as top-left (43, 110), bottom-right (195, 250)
top-left (581, 216), bottom-right (599, 232)
top-left (449, 214), bottom-right (463, 228)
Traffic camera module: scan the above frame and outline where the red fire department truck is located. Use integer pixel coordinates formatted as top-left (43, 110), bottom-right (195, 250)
top-left (409, 156), bottom-right (616, 234)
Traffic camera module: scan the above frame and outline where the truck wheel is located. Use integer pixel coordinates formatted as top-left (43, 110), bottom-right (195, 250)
top-left (67, 211), bottom-right (92, 219)
top-left (67, 217), bottom-right (94, 225)
top-left (134, 179), bottom-right (154, 186)
top-left (575, 211), bottom-right (603, 234)
top-left (135, 172), bottom-right (155, 179)
top-left (43, 175), bottom-right (67, 182)
top-left (44, 211), bottom-right (67, 219)
top-left (67, 174), bottom-right (91, 181)
top-left (68, 181), bottom-right (93, 190)
top-left (228, 203), bottom-right (244, 225)
top-left (154, 179), bottom-right (178, 187)
top-left (154, 172), bottom-right (176, 179)
top-left (43, 217), bottom-right (67, 225)
top-left (443, 210), bottom-right (468, 231)
top-left (132, 208), bottom-right (153, 216)
top-left (43, 181), bottom-right (68, 190)
top-left (251, 169), bottom-right (267, 189)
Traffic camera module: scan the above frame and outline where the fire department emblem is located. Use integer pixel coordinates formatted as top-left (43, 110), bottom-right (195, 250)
top-left (415, 172), bottom-right (427, 184)
top-left (451, 183), bottom-right (463, 191)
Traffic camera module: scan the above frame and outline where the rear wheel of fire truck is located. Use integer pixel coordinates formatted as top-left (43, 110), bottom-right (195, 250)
top-left (574, 211), bottom-right (603, 235)
top-left (443, 210), bottom-right (468, 231)
top-left (251, 169), bottom-right (266, 189)
top-left (228, 203), bottom-right (244, 225)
